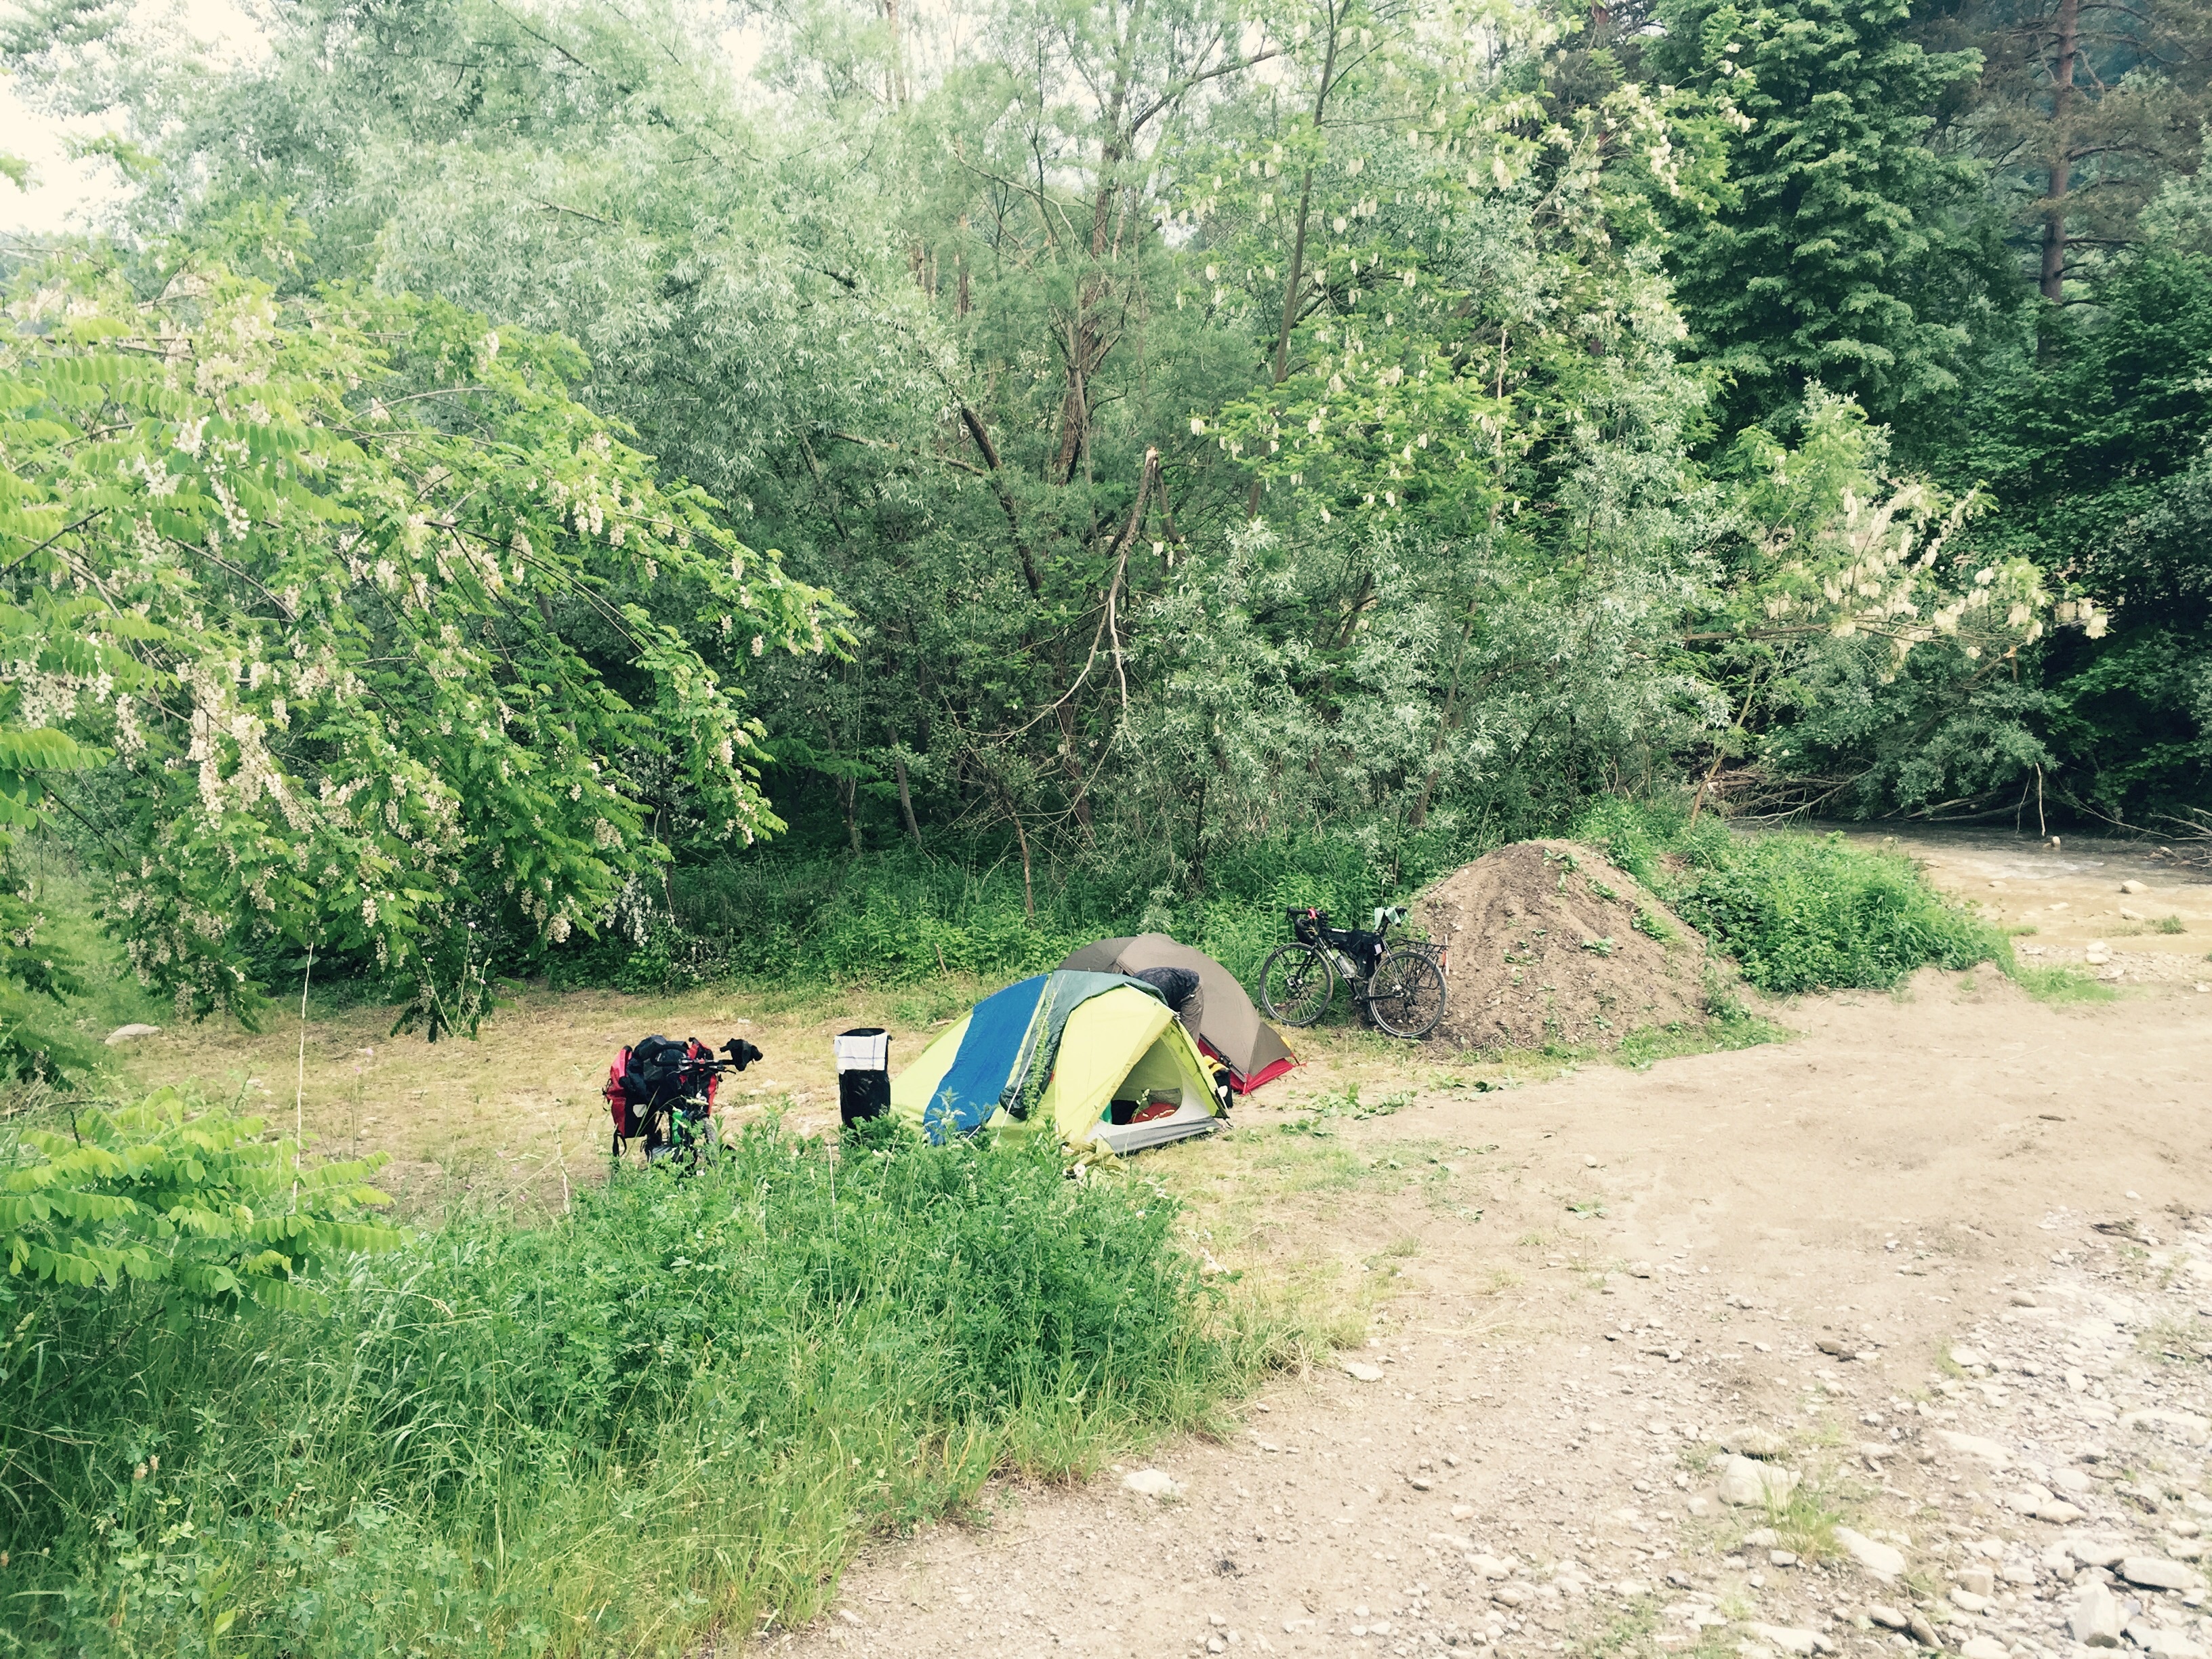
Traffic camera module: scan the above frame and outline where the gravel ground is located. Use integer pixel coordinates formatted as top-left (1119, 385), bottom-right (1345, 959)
top-left (776, 966), bottom-right (2211, 1659)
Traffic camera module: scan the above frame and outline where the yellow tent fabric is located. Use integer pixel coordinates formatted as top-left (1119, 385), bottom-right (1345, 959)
top-left (890, 983), bottom-right (1223, 1153)
top-left (888, 1010), bottom-right (975, 1128)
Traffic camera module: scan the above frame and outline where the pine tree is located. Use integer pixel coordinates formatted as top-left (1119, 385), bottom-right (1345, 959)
top-left (1649, 0), bottom-right (1999, 432)
top-left (1915, 0), bottom-right (2210, 305)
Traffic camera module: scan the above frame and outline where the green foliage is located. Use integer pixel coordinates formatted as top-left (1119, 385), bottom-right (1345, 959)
top-left (1671, 832), bottom-right (2009, 993)
top-left (1925, 247), bottom-right (2212, 822)
top-left (1574, 796), bottom-right (2009, 992)
top-left (2010, 963), bottom-right (2118, 1004)
top-left (1, 251), bottom-right (840, 1034)
top-left (1, 1088), bottom-right (398, 1307)
top-left (0, 1117), bottom-right (1245, 1655)
top-left (1648, 0), bottom-right (2001, 431)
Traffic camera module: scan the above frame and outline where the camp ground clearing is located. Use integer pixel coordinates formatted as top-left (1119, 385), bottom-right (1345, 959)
top-left (94, 825), bottom-right (2212, 1659)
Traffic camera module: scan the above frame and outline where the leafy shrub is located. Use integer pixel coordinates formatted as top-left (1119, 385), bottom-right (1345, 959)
top-left (1575, 797), bottom-right (2009, 994)
top-left (1, 1088), bottom-right (398, 1309)
top-left (560, 830), bottom-right (1432, 991)
top-left (1669, 834), bottom-right (2008, 994)
top-left (1, 1115), bottom-right (1231, 1656)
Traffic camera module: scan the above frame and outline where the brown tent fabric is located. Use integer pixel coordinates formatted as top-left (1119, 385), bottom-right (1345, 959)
top-left (1056, 934), bottom-right (1297, 1093)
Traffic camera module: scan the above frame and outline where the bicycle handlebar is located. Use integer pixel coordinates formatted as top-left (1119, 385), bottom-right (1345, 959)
top-left (669, 1038), bottom-right (765, 1075)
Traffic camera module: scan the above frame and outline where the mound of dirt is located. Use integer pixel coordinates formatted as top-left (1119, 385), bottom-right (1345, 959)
top-left (1414, 840), bottom-right (1711, 1051)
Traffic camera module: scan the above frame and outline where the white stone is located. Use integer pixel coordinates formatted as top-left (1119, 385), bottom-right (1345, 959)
top-left (2122, 879), bottom-right (2148, 894)
top-left (1341, 1360), bottom-right (1385, 1382)
top-left (1835, 1528), bottom-right (1906, 1580)
top-left (1120, 1468), bottom-right (1182, 1498)
top-left (1471, 1555), bottom-right (1515, 1580)
top-left (1721, 1427), bottom-right (1791, 1459)
top-left (104, 1023), bottom-right (162, 1045)
top-left (2121, 1557), bottom-right (2202, 1592)
top-left (1936, 1429), bottom-right (2015, 1467)
top-left (2039, 1500), bottom-right (2089, 1524)
top-left (1949, 1345), bottom-right (1990, 1370)
top-left (2121, 1409), bottom-right (2212, 1445)
top-left (1717, 1455), bottom-right (1799, 1506)
top-left (2067, 1536), bottom-right (2131, 1568)
top-left (2131, 1627), bottom-right (2207, 1658)
top-left (1957, 1639), bottom-right (2009, 1659)
top-left (1748, 1624), bottom-right (1819, 1655)
top-left (1950, 1588), bottom-right (1992, 1613)
top-left (2071, 1580), bottom-right (2123, 1647)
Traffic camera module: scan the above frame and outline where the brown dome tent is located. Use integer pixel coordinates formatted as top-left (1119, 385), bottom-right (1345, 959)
top-left (1055, 934), bottom-right (1297, 1094)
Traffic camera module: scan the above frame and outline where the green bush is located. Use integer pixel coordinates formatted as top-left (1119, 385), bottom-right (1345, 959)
top-left (1, 1087), bottom-right (399, 1309)
top-left (1669, 834), bottom-right (2008, 994)
top-left (556, 831), bottom-right (1449, 992)
top-left (1574, 798), bottom-right (2010, 994)
top-left (1, 1111), bottom-right (1237, 1656)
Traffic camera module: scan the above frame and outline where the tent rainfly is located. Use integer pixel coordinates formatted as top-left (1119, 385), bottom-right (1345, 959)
top-left (1056, 933), bottom-right (1297, 1093)
top-left (890, 970), bottom-right (1226, 1155)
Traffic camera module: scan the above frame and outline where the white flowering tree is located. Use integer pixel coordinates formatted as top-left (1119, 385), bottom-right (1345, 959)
top-left (1679, 393), bottom-right (2107, 815)
top-left (0, 251), bottom-right (841, 1043)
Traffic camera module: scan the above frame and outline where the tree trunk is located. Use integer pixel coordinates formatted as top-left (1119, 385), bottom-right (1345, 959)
top-left (2039, 0), bottom-right (2079, 306)
top-left (1408, 606), bottom-right (1477, 828)
top-left (1011, 804), bottom-right (1034, 920)
top-left (883, 0), bottom-right (908, 107)
top-left (1250, 18), bottom-right (1341, 516)
top-left (892, 743), bottom-right (923, 849)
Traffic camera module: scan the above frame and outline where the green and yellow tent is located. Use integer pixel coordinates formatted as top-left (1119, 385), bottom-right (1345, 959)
top-left (890, 970), bottom-right (1226, 1155)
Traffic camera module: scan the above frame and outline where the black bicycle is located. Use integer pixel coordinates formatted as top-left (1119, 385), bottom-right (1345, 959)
top-left (1259, 907), bottom-right (1448, 1040)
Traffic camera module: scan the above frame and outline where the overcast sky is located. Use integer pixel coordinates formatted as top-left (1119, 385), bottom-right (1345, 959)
top-left (1, 0), bottom-right (270, 234)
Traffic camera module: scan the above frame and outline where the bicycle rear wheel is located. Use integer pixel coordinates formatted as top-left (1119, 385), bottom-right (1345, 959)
top-left (1259, 942), bottom-right (1335, 1027)
top-left (1366, 949), bottom-right (1448, 1040)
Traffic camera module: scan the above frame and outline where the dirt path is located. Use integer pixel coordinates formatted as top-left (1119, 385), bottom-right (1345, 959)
top-left (779, 971), bottom-right (2212, 1659)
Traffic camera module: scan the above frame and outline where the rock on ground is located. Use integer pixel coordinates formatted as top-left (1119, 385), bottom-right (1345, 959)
top-left (1833, 1527), bottom-right (1904, 1580)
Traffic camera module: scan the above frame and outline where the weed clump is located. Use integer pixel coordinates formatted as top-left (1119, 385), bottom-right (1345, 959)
top-left (1, 1111), bottom-right (1239, 1656)
top-left (1575, 798), bottom-right (2009, 995)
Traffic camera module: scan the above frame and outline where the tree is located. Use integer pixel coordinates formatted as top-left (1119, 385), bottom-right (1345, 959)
top-left (1679, 392), bottom-right (2085, 817)
top-left (1, 248), bottom-right (839, 1031)
top-left (1915, 0), bottom-right (2210, 305)
top-left (1923, 232), bottom-right (2212, 821)
top-left (1647, 0), bottom-right (2003, 433)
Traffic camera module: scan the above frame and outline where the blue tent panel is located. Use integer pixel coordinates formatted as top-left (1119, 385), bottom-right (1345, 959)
top-left (923, 974), bottom-right (1047, 1140)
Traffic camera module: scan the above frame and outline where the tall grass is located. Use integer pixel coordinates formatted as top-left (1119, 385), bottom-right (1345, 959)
top-left (1574, 797), bottom-right (2011, 994)
top-left (558, 832), bottom-right (1427, 993)
top-left (1, 1115), bottom-right (1267, 1657)
top-left (556, 798), bottom-right (2012, 1005)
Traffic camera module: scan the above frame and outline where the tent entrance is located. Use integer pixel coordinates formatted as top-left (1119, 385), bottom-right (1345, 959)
top-left (1034, 991), bottom-right (1225, 1155)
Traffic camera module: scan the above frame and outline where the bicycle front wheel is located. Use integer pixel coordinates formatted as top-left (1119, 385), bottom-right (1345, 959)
top-left (669, 1114), bottom-right (720, 1176)
top-left (1259, 943), bottom-right (1335, 1028)
top-left (1366, 949), bottom-right (1448, 1040)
